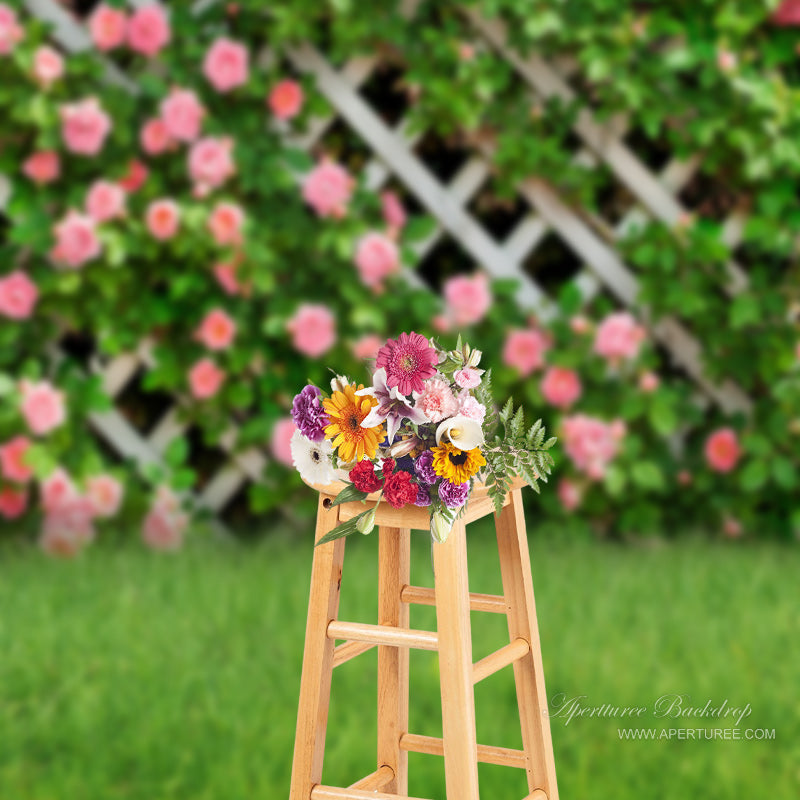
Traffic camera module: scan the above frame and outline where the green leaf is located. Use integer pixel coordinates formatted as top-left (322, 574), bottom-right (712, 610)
top-left (740, 460), bottom-right (768, 492)
top-left (330, 484), bottom-right (369, 506)
top-left (771, 457), bottom-right (796, 490)
top-left (603, 464), bottom-right (627, 497)
top-left (404, 215), bottom-right (438, 243)
top-left (631, 461), bottom-right (665, 491)
top-left (164, 437), bottom-right (189, 469)
top-left (316, 509), bottom-right (373, 546)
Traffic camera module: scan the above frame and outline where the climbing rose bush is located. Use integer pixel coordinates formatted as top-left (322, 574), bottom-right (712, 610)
top-left (1, 1), bottom-right (799, 551)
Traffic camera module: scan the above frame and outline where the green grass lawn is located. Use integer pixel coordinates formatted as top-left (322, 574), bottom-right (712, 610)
top-left (0, 522), bottom-right (797, 800)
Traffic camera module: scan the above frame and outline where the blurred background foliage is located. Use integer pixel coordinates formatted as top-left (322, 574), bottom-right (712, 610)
top-left (1, 0), bottom-right (800, 545)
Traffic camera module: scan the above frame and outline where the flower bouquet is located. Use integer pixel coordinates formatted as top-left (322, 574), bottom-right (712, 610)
top-left (290, 332), bottom-right (556, 544)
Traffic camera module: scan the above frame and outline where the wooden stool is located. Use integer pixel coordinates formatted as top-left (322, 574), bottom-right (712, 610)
top-left (289, 477), bottom-right (558, 800)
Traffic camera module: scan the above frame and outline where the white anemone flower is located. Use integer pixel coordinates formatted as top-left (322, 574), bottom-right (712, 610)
top-left (435, 414), bottom-right (485, 450)
top-left (290, 429), bottom-right (336, 485)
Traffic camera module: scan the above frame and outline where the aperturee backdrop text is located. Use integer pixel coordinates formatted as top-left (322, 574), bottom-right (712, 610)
top-left (290, 332), bottom-right (556, 543)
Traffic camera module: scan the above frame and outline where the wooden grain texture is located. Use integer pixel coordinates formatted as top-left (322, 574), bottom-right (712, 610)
top-left (332, 640), bottom-right (376, 668)
top-left (327, 620), bottom-right (438, 651)
top-left (311, 786), bottom-right (429, 800)
top-left (495, 489), bottom-right (559, 799)
top-left (400, 585), bottom-right (507, 614)
top-left (377, 526), bottom-right (411, 794)
top-left (472, 637), bottom-right (530, 684)
top-left (348, 765), bottom-right (395, 791)
top-left (399, 732), bottom-right (527, 769)
top-left (432, 518), bottom-right (480, 800)
top-left (289, 495), bottom-right (346, 800)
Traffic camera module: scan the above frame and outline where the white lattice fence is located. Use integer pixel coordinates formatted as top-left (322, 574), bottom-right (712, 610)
top-left (6, 0), bottom-right (753, 528)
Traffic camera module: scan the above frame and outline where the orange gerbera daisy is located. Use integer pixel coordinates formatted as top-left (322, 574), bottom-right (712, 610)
top-left (323, 383), bottom-right (384, 463)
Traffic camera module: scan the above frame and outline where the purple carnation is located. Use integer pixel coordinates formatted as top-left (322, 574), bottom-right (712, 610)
top-left (414, 449), bottom-right (437, 485)
top-left (291, 384), bottom-right (329, 442)
top-left (438, 479), bottom-right (470, 509)
top-left (414, 484), bottom-right (432, 507)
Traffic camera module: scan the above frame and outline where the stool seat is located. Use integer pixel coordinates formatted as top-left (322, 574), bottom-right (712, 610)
top-left (289, 481), bottom-right (559, 800)
top-left (301, 475), bottom-right (527, 530)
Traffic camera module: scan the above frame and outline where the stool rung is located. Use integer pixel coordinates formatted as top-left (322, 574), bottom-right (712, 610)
top-left (400, 585), bottom-right (507, 614)
top-left (327, 620), bottom-right (438, 651)
top-left (333, 640), bottom-right (376, 668)
top-left (399, 732), bottom-right (527, 769)
top-left (473, 637), bottom-right (530, 684)
top-left (348, 765), bottom-right (394, 790)
top-left (312, 786), bottom-right (430, 800)
top-left (524, 791), bottom-right (548, 800)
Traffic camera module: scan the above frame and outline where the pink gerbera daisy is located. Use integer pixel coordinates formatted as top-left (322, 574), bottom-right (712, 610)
top-left (376, 332), bottom-right (438, 395)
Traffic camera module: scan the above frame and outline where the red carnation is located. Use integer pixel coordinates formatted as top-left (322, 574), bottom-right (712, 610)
top-left (381, 458), bottom-right (396, 477)
top-left (383, 470), bottom-right (418, 509)
top-left (349, 459), bottom-right (383, 493)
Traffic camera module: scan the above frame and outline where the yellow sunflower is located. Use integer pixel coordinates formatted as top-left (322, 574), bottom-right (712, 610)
top-left (431, 443), bottom-right (486, 484)
top-left (323, 384), bottom-right (384, 463)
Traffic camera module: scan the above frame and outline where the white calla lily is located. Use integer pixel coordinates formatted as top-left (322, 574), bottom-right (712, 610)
top-left (435, 415), bottom-right (485, 450)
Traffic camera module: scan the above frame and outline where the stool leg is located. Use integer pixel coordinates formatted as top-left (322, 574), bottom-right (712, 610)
top-left (377, 526), bottom-right (411, 793)
top-left (495, 489), bottom-right (559, 800)
top-left (432, 519), bottom-right (480, 800)
top-left (289, 496), bottom-right (346, 800)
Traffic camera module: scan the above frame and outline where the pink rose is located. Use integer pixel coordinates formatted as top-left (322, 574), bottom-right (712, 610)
top-left (213, 261), bottom-right (247, 296)
top-left (0, 4), bottom-right (23, 55)
top-left (268, 79), bottom-right (304, 120)
top-left (88, 4), bottom-right (127, 51)
top-left (189, 358), bottom-right (226, 399)
top-left (127, 4), bottom-right (170, 57)
top-left (196, 308), bottom-right (236, 351)
top-left (381, 190), bottom-right (407, 232)
top-left (142, 505), bottom-right (187, 551)
top-left (203, 37), bottom-right (249, 92)
top-left (146, 199), bottom-right (180, 240)
top-left (638, 371), bottom-right (660, 393)
top-left (22, 150), bottom-right (60, 185)
top-left (704, 428), bottom-right (740, 473)
top-left (118, 159), bottom-right (149, 193)
top-left (207, 202), bottom-right (244, 246)
top-left (0, 436), bottom-right (33, 483)
top-left (140, 118), bottom-right (173, 155)
top-left (188, 136), bottom-right (235, 194)
top-left (286, 304), bottom-right (336, 358)
top-left (593, 312), bottom-right (646, 364)
top-left (354, 232), bottom-right (399, 289)
top-left (86, 180), bottom-right (126, 223)
top-left (270, 418), bottom-right (296, 467)
top-left (39, 526), bottom-right (82, 558)
top-left (0, 271), bottom-right (39, 320)
top-left (454, 367), bottom-right (483, 389)
top-left (160, 88), bottom-right (204, 142)
top-left (351, 334), bottom-right (383, 361)
top-left (32, 46), bottom-right (64, 88)
top-left (558, 478), bottom-right (582, 512)
top-left (722, 515), bottom-right (743, 539)
top-left (717, 50), bottom-right (737, 73)
top-left (569, 315), bottom-right (591, 335)
top-left (562, 414), bottom-right (624, 481)
top-left (60, 97), bottom-right (112, 156)
top-left (86, 474), bottom-right (123, 518)
top-left (20, 380), bottom-right (66, 436)
top-left (773, 0), bottom-right (800, 25)
top-left (0, 486), bottom-right (27, 519)
top-left (52, 211), bottom-right (102, 268)
top-left (502, 328), bottom-right (549, 377)
top-left (302, 160), bottom-right (354, 218)
top-left (541, 366), bottom-right (582, 410)
top-left (443, 273), bottom-right (492, 327)
top-left (41, 468), bottom-right (77, 513)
